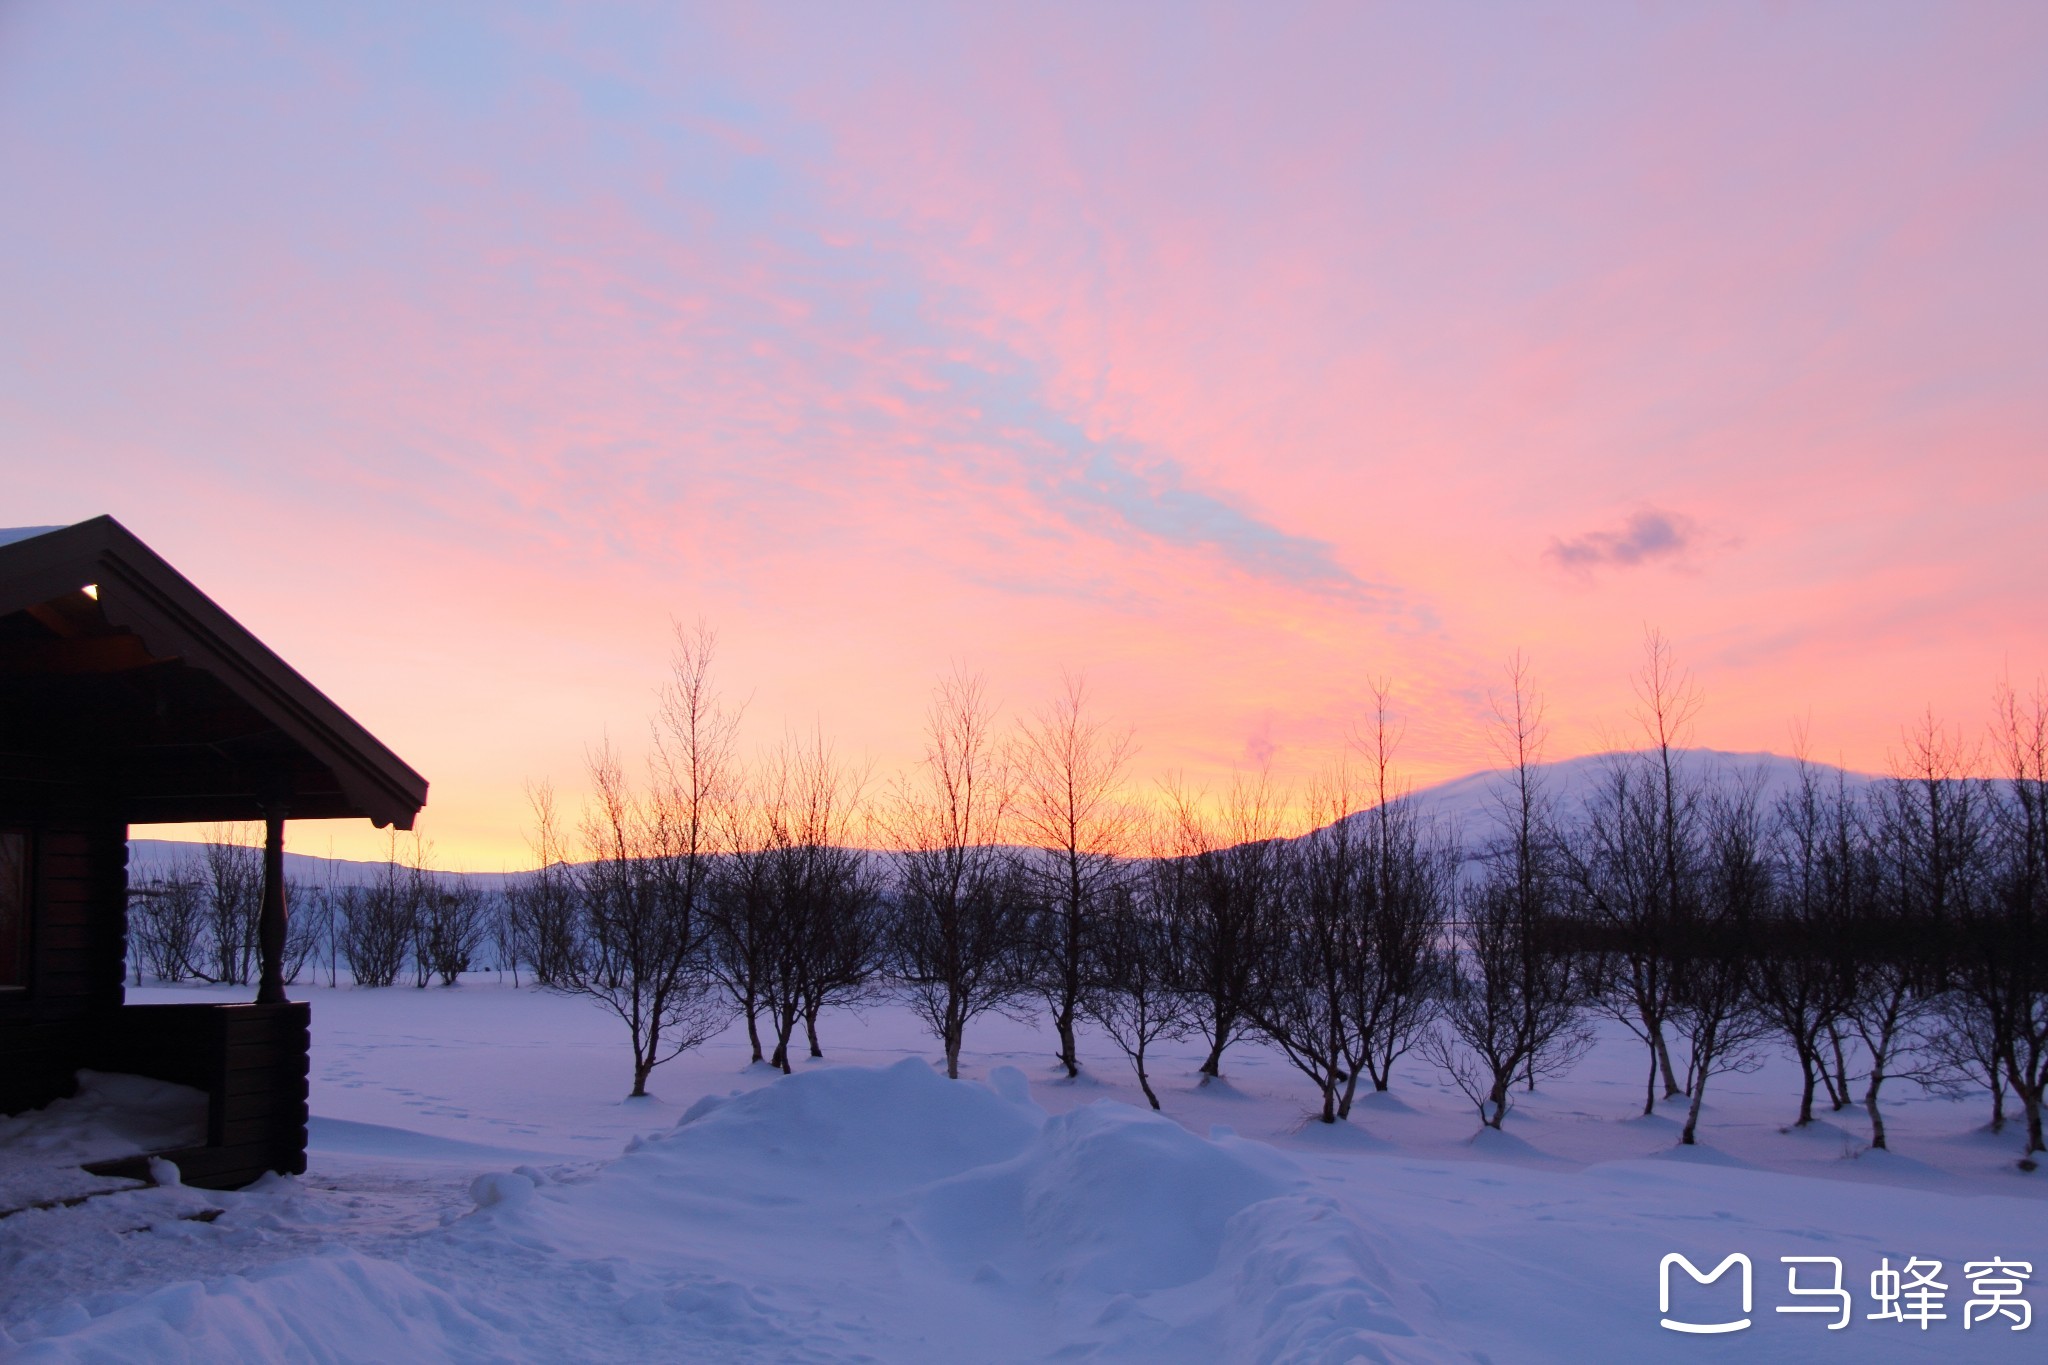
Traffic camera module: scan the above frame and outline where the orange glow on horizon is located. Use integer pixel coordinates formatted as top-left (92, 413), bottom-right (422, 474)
top-left (8, 5), bottom-right (2045, 870)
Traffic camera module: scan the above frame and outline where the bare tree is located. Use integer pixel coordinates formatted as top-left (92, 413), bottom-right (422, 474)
top-left (489, 880), bottom-right (521, 985)
top-left (1849, 714), bottom-right (1982, 1149)
top-left (1428, 658), bottom-right (1589, 1129)
top-left (561, 742), bottom-right (728, 1096)
top-left (1245, 762), bottom-right (1364, 1123)
top-left (129, 857), bottom-right (205, 983)
top-left (505, 783), bottom-right (582, 989)
top-left (1344, 688), bottom-right (1451, 1101)
top-left (1669, 777), bottom-right (1773, 1145)
top-left (1083, 869), bottom-right (1193, 1110)
top-left (281, 877), bottom-right (319, 985)
top-left (1981, 677), bottom-right (2048, 1157)
top-left (198, 826), bottom-right (263, 986)
top-left (1013, 674), bottom-right (1138, 1079)
top-left (884, 669), bottom-right (1031, 1079)
top-left (794, 835), bottom-right (885, 1062)
top-left (338, 840), bottom-right (423, 988)
top-left (416, 881), bottom-right (489, 986)
top-left (549, 625), bottom-right (736, 1097)
top-left (1756, 751), bottom-right (1858, 1126)
top-left (1164, 771), bottom-right (1284, 1082)
top-left (708, 799), bottom-right (778, 1065)
top-left (749, 731), bottom-right (883, 1073)
top-left (1567, 629), bottom-right (1702, 1116)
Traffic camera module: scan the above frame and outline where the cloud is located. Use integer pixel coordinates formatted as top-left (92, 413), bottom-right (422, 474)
top-left (1545, 508), bottom-right (1700, 573)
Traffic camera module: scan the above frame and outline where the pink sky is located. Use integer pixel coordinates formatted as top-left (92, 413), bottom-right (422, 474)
top-left (4, 3), bottom-right (2045, 867)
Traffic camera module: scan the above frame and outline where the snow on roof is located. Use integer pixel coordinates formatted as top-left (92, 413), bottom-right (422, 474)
top-left (0, 526), bottom-right (65, 549)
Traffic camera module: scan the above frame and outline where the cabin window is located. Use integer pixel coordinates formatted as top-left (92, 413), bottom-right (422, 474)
top-left (0, 828), bottom-right (25, 988)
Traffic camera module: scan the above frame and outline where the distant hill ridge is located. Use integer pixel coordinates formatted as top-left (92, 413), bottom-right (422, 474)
top-left (1357, 747), bottom-right (1876, 842)
top-left (128, 748), bottom-right (1878, 889)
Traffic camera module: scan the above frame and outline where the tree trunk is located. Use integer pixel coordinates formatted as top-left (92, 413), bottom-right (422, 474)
top-left (1655, 1027), bottom-right (1683, 1098)
top-left (1199, 1015), bottom-right (1231, 1080)
top-left (1055, 1010), bottom-right (1079, 1079)
top-left (1642, 1040), bottom-right (1658, 1117)
top-left (2007, 1057), bottom-right (2043, 1155)
top-left (944, 1019), bottom-right (963, 1080)
top-left (1864, 1069), bottom-right (1888, 1150)
top-left (1818, 1057), bottom-right (1844, 1111)
top-left (1795, 1049), bottom-right (1818, 1128)
top-left (1487, 1078), bottom-right (1509, 1130)
top-left (1827, 1024), bottom-right (1851, 1110)
top-left (805, 1004), bottom-right (823, 1059)
top-left (1336, 1064), bottom-right (1362, 1119)
top-left (1135, 1038), bottom-right (1160, 1110)
top-left (745, 1001), bottom-right (764, 1064)
top-left (770, 1003), bottom-right (799, 1074)
top-left (1682, 1060), bottom-right (1708, 1145)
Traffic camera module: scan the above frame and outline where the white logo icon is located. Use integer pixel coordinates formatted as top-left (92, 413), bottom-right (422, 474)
top-left (1661, 1253), bottom-right (1753, 1335)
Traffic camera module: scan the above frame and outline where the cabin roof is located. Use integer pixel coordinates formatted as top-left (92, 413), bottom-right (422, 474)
top-left (0, 517), bottom-right (427, 827)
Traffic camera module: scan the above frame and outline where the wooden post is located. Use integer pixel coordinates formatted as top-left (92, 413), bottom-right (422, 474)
top-left (257, 811), bottom-right (288, 1004)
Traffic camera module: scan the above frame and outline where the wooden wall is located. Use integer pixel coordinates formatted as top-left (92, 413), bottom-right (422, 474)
top-left (95, 1002), bottom-right (312, 1189)
top-left (2, 821), bottom-right (312, 1189)
top-left (0, 819), bottom-right (127, 1116)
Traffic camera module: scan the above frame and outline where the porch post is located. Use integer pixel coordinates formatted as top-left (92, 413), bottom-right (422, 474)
top-left (256, 810), bottom-right (288, 1004)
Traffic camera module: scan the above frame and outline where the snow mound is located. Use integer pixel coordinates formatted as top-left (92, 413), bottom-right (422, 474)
top-left (4, 1252), bottom-right (514, 1362)
top-left (648, 1054), bottom-right (1041, 1194)
top-left (918, 1100), bottom-right (1289, 1293)
top-left (1210, 1196), bottom-right (1454, 1365)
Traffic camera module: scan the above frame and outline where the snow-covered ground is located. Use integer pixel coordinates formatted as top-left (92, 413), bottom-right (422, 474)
top-left (0, 1072), bottom-right (207, 1214)
top-left (3, 978), bottom-right (2041, 1362)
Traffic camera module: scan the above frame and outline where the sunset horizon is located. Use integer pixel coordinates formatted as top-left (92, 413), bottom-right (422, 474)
top-left (6, 3), bottom-right (2043, 869)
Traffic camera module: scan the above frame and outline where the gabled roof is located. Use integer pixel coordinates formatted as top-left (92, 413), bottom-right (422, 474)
top-left (0, 517), bottom-right (427, 827)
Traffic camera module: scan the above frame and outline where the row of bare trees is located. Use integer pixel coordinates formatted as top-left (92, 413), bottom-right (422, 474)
top-left (1432, 647), bottom-right (2048, 1162)
top-left (505, 626), bottom-right (2048, 1164)
top-left (130, 831), bottom-right (492, 993)
top-left (129, 830), bottom-right (319, 987)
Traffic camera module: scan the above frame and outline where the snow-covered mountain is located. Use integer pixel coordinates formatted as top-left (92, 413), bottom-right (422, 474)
top-left (1365, 747), bottom-right (1878, 846)
top-left (126, 750), bottom-right (1883, 890)
top-left (124, 842), bottom-right (520, 892)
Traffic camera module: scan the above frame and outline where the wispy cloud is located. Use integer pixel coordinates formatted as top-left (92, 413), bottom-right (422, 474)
top-left (1545, 508), bottom-right (1700, 573)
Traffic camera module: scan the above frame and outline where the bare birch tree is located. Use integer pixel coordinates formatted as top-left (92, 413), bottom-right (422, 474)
top-left (749, 730), bottom-right (882, 1073)
top-left (1345, 688), bottom-right (1451, 1101)
top-left (1164, 771), bottom-right (1284, 1082)
top-left (1568, 630), bottom-right (1702, 1116)
top-left (1850, 714), bottom-right (1982, 1149)
top-left (1983, 678), bottom-right (2048, 1158)
top-left (884, 670), bottom-right (1030, 1079)
top-left (1670, 776), bottom-right (1773, 1145)
top-left (1084, 865), bottom-right (1193, 1110)
top-left (554, 625), bottom-right (736, 1097)
top-left (1013, 674), bottom-right (1138, 1079)
top-left (1428, 657), bottom-right (1589, 1128)
top-left (1756, 750), bottom-right (1858, 1126)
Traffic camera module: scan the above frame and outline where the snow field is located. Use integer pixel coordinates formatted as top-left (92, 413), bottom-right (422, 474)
top-left (2, 978), bottom-right (2043, 1362)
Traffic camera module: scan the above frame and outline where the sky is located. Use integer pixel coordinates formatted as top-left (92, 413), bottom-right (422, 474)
top-left (3, 3), bottom-right (2045, 868)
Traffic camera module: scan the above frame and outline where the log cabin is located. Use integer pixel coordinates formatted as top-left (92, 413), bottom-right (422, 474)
top-left (0, 517), bottom-right (426, 1188)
